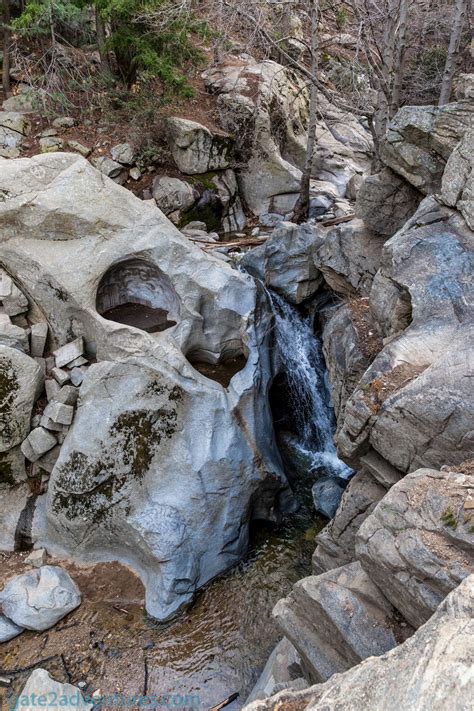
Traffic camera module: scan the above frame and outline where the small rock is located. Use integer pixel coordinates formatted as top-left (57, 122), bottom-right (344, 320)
top-left (52, 116), bottom-right (75, 129)
top-left (40, 127), bottom-right (58, 138)
top-left (141, 640), bottom-right (155, 650)
top-left (0, 147), bottom-right (20, 158)
top-left (129, 167), bottom-right (141, 180)
top-left (312, 477), bottom-right (346, 519)
top-left (111, 142), bottom-right (135, 165)
top-left (25, 548), bottom-right (47, 568)
top-left (70, 367), bottom-right (86, 386)
top-left (94, 156), bottom-right (128, 183)
top-left (0, 269), bottom-right (28, 315)
top-left (31, 414), bottom-right (42, 428)
top-left (39, 136), bottom-right (64, 153)
top-left (30, 322), bottom-right (48, 357)
top-left (55, 385), bottom-right (79, 406)
top-left (183, 221), bottom-right (207, 231)
top-left (15, 669), bottom-right (92, 710)
top-left (36, 445), bottom-right (61, 473)
top-left (45, 378), bottom-right (61, 401)
top-left (40, 414), bottom-right (67, 432)
top-left (0, 319), bottom-right (29, 352)
top-left (45, 355), bottom-right (55, 373)
top-left (43, 400), bottom-right (74, 425)
top-left (66, 355), bottom-right (88, 369)
top-left (67, 140), bottom-right (91, 157)
top-left (21, 427), bottom-right (57, 462)
top-left (0, 566), bottom-right (81, 631)
top-left (52, 366), bottom-right (70, 385)
top-left (54, 337), bottom-right (84, 368)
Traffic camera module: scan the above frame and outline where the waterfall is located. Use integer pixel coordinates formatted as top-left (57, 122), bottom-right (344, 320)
top-left (268, 289), bottom-right (352, 480)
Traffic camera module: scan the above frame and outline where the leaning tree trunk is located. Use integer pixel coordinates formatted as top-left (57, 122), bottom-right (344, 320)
top-left (439, 0), bottom-right (468, 106)
top-left (293, 0), bottom-right (319, 224)
top-left (2, 0), bottom-right (11, 96)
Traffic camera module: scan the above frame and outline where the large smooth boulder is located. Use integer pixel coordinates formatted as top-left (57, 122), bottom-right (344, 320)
top-left (0, 565), bottom-right (81, 631)
top-left (441, 128), bottom-right (474, 230)
top-left (0, 153), bottom-right (291, 620)
top-left (380, 100), bottom-right (474, 194)
top-left (244, 575), bottom-right (474, 711)
top-left (356, 468), bottom-right (474, 628)
top-left (312, 469), bottom-right (386, 574)
top-left (241, 222), bottom-right (323, 304)
top-left (0, 346), bottom-right (43, 452)
top-left (313, 219), bottom-right (385, 296)
top-left (14, 669), bottom-right (92, 711)
top-left (356, 168), bottom-right (422, 236)
top-left (273, 562), bottom-right (400, 684)
top-left (166, 117), bottom-right (233, 174)
top-left (337, 197), bottom-right (474, 472)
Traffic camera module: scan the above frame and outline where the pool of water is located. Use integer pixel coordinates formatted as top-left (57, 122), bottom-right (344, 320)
top-left (143, 505), bottom-right (322, 709)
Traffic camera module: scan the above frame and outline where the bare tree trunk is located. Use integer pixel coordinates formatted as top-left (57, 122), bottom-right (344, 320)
top-left (439, 0), bottom-right (468, 105)
top-left (95, 5), bottom-right (110, 70)
top-left (2, 0), bottom-right (11, 96)
top-left (293, 0), bottom-right (319, 224)
top-left (390, 0), bottom-right (409, 117)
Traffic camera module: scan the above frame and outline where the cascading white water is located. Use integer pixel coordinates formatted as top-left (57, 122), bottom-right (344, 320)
top-left (268, 289), bottom-right (352, 480)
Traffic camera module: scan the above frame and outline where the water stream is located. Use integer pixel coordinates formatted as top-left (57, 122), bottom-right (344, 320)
top-left (268, 289), bottom-right (352, 480)
top-left (137, 289), bottom-right (351, 708)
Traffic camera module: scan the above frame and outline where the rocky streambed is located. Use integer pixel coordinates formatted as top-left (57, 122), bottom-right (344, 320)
top-left (1, 507), bottom-right (320, 710)
top-left (0, 58), bottom-right (473, 711)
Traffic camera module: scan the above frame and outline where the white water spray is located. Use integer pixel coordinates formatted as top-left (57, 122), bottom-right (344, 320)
top-left (268, 290), bottom-right (351, 480)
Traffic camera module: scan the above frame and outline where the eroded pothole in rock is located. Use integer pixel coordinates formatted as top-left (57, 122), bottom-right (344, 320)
top-left (96, 258), bottom-right (180, 333)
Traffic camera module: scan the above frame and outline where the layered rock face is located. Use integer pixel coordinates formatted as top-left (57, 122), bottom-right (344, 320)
top-left (245, 575), bottom-right (474, 711)
top-left (203, 57), bottom-right (372, 216)
top-left (246, 83), bottom-right (474, 710)
top-left (0, 152), bottom-right (292, 620)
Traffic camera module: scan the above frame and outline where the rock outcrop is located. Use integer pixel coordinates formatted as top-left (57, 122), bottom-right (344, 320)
top-left (273, 562), bottom-right (402, 684)
top-left (244, 575), bottom-right (474, 711)
top-left (321, 301), bottom-right (380, 422)
top-left (440, 127), bottom-right (474, 229)
top-left (356, 168), bottom-right (422, 236)
top-left (0, 152), bottom-right (292, 621)
top-left (241, 222), bottom-right (323, 304)
top-left (312, 469), bottom-right (386, 574)
top-left (356, 467), bottom-right (474, 628)
top-left (203, 57), bottom-right (372, 216)
top-left (166, 117), bottom-right (234, 174)
top-left (336, 197), bottom-right (474, 472)
top-left (0, 346), bottom-right (43, 453)
top-left (313, 219), bottom-right (385, 297)
top-left (380, 100), bottom-right (474, 194)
